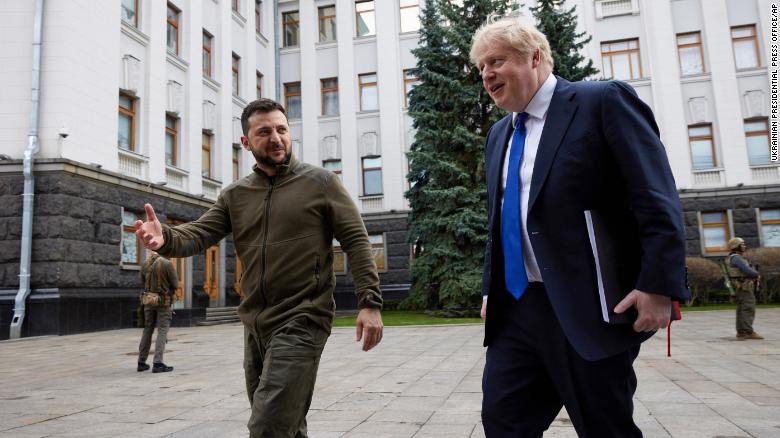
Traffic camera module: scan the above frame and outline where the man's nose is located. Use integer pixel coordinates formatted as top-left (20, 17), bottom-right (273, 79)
top-left (269, 129), bottom-right (281, 143)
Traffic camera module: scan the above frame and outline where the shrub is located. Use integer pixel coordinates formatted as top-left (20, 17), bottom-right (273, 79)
top-left (685, 257), bottom-right (725, 305)
top-left (745, 247), bottom-right (780, 303)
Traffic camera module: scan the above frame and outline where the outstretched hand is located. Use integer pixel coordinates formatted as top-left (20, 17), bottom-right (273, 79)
top-left (134, 203), bottom-right (165, 250)
top-left (614, 289), bottom-right (671, 333)
top-left (355, 307), bottom-right (383, 351)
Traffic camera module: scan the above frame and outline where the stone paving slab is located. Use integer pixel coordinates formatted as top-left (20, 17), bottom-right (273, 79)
top-left (1, 309), bottom-right (780, 437)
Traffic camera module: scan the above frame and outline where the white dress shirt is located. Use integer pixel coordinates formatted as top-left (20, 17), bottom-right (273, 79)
top-left (500, 73), bottom-right (557, 283)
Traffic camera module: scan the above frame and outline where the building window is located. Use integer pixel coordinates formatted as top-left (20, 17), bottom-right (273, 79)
top-left (362, 156), bottom-right (382, 195)
top-left (166, 3), bottom-right (180, 55)
top-left (600, 38), bottom-right (642, 80)
top-left (285, 82), bottom-right (302, 119)
top-left (399, 0), bottom-right (420, 33)
top-left (403, 69), bottom-right (419, 107)
top-left (255, 0), bottom-right (262, 33)
top-left (232, 144), bottom-right (241, 181)
top-left (689, 124), bottom-right (716, 170)
top-left (701, 211), bottom-right (730, 253)
top-left (319, 5), bottom-right (337, 43)
top-left (202, 132), bottom-right (212, 178)
top-left (677, 32), bottom-right (704, 76)
top-left (359, 73), bottom-right (378, 111)
top-left (369, 234), bottom-right (386, 271)
top-left (256, 71), bottom-right (263, 98)
top-left (355, 1), bottom-right (375, 37)
top-left (202, 31), bottom-right (213, 77)
top-left (323, 159), bottom-right (342, 180)
top-left (745, 118), bottom-right (770, 166)
top-left (732, 25), bottom-right (760, 69)
top-left (283, 11), bottom-right (299, 47)
top-left (232, 53), bottom-right (241, 96)
top-left (333, 239), bottom-right (346, 274)
top-left (118, 93), bottom-right (136, 151)
top-left (121, 0), bottom-right (138, 27)
top-left (760, 209), bottom-right (780, 247)
top-left (232, 0), bottom-right (240, 13)
top-left (165, 115), bottom-right (178, 167)
top-left (121, 210), bottom-right (141, 265)
top-left (321, 77), bottom-right (339, 116)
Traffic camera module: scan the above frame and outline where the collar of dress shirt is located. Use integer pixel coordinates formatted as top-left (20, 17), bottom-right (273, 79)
top-left (512, 73), bottom-right (557, 128)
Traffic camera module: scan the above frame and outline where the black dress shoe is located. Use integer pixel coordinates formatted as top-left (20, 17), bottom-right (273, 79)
top-left (152, 363), bottom-right (173, 373)
top-left (137, 362), bottom-right (150, 372)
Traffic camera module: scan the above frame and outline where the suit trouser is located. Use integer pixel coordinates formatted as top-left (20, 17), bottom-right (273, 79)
top-left (138, 306), bottom-right (173, 364)
top-left (244, 316), bottom-right (329, 438)
top-left (482, 283), bottom-right (642, 438)
top-left (735, 287), bottom-right (756, 334)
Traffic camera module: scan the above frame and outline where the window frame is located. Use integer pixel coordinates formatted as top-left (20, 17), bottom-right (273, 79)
top-left (284, 82), bottom-right (302, 119)
top-left (202, 30), bottom-right (213, 78)
top-left (118, 92), bottom-right (136, 152)
top-left (232, 53), bottom-right (241, 97)
top-left (256, 71), bottom-right (263, 99)
top-left (282, 11), bottom-right (300, 47)
top-left (323, 159), bottom-right (343, 179)
top-left (403, 69), bottom-right (419, 107)
top-left (332, 239), bottom-right (347, 275)
top-left (320, 77), bottom-right (339, 116)
top-left (731, 24), bottom-right (760, 70)
top-left (600, 38), bottom-right (642, 80)
top-left (744, 117), bottom-right (771, 166)
top-left (202, 131), bottom-right (212, 178)
top-left (362, 155), bottom-right (383, 196)
top-left (759, 208), bottom-right (780, 247)
top-left (165, 114), bottom-right (179, 167)
top-left (121, 210), bottom-right (142, 267)
top-left (676, 31), bottom-right (704, 76)
top-left (255, 0), bottom-right (262, 34)
top-left (688, 123), bottom-right (717, 170)
top-left (121, 0), bottom-right (139, 27)
top-left (359, 73), bottom-right (378, 112)
top-left (355, 0), bottom-right (376, 37)
top-left (232, 0), bottom-right (240, 14)
top-left (166, 3), bottom-right (180, 56)
top-left (700, 211), bottom-right (731, 254)
top-left (318, 5), bottom-right (337, 43)
top-left (399, 0), bottom-right (420, 33)
top-left (232, 144), bottom-right (241, 181)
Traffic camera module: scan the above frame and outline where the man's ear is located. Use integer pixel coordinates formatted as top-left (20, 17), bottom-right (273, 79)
top-left (532, 48), bottom-right (541, 68)
top-left (240, 136), bottom-right (250, 150)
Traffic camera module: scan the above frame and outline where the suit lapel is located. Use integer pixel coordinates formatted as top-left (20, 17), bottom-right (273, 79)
top-left (527, 77), bottom-right (578, 213)
top-left (488, 115), bottom-right (514, 216)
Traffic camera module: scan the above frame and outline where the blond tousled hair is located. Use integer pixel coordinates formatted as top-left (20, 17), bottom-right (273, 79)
top-left (469, 12), bottom-right (554, 69)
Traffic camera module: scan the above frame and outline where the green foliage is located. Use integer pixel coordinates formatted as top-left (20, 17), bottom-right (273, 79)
top-left (530, 0), bottom-right (598, 81)
top-left (405, 0), bottom-right (514, 310)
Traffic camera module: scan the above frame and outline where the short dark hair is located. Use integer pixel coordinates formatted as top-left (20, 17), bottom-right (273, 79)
top-left (240, 98), bottom-right (287, 136)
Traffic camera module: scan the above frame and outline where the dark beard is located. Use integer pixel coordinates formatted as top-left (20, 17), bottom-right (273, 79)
top-left (253, 150), bottom-right (291, 169)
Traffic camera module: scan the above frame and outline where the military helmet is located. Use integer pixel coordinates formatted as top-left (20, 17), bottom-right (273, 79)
top-left (727, 237), bottom-right (745, 250)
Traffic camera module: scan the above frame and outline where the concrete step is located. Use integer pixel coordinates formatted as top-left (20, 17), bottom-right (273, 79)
top-left (196, 320), bottom-right (240, 326)
top-left (197, 306), bottom-right (240, 326)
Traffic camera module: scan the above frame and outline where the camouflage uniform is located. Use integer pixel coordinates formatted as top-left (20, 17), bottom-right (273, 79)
top-left (138, 254), bottom-right (179, 366)
top-left (727, 253), bottom-right (759, 336)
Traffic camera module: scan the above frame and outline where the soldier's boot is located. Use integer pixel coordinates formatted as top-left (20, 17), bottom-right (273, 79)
top-left (137, 362), bottom-right (150, 372)
top-left (153, 363), bottom-right (174, 373)
top-left (745, 332), bottom-right (764, 340)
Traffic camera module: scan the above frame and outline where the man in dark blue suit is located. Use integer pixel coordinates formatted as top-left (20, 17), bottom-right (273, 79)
top-left (471, 15), bottom-right (690, 437)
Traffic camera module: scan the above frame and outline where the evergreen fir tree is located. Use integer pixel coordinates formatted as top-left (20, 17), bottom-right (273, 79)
top-left (404, 0), bottom-right (514, 311)
top-left (531, 0), bottom-right (598, 81)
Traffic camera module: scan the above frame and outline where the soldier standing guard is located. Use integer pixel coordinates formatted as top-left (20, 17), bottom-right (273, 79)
top-left (137, 250), bottom-right (179, 372)
top-left (726, 237), bottom-right (763, 340)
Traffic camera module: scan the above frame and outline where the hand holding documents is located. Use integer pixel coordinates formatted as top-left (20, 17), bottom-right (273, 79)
top-left (584, 210), bottom-right (682, 327)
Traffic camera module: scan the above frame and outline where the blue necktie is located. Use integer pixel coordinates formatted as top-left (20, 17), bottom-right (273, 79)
top-left (502, 113), bottom-right (529, 300)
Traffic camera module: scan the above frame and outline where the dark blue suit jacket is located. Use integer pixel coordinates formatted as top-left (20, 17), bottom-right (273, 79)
top-left (482, 77), bottom-right (689, 361)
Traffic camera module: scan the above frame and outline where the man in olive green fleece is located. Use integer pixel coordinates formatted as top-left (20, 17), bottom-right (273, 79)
top-left (134, 98), bottom-right (383, 438)
top-left (137, 250), bottom-right (178, 373)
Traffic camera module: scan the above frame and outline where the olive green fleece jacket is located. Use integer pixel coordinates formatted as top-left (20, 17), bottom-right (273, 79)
top-left (155, 156), bottom-right (382, 335)
top-left (141, 254), bottom-right (179, 307)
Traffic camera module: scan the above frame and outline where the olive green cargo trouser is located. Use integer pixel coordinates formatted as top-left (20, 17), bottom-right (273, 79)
top-left (244, 317), bottom-right (329, 438)
top-left (735, 287), bottom-right (756, 335)
top-left (138, 306), bottom-right (172, 364)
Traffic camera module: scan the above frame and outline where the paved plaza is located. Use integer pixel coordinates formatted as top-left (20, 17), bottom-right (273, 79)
top-left (1, 309), bottom-right (780, 437)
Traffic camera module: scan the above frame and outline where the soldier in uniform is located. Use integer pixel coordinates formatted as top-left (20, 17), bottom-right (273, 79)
top-left (726, 237), bottom-right (763, 340)
top-left (137, 250), bottom-right (179, 372)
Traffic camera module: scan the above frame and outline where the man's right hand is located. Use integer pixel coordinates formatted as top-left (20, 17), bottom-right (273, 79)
top-left (481, 297), bottom-right (487, 320)
top-left (135, 203), bottom-right (165, 250)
